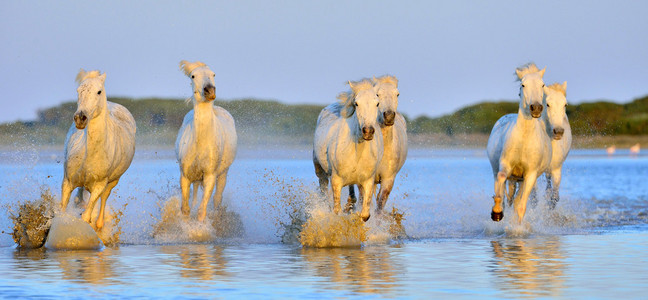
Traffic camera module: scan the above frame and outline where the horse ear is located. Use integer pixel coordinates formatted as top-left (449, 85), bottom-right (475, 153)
top-left (348, 80), bottom-right (354, 89)
top-left (562, 81), bottom-right (567, 90)
top-left (538, 67), bottom-right (546, 78)
top-left (372, 76), bottom-right (377, 84)
top-left (75, 69), bottom-right (87, 84)
top-left (515, 69), bottom-right (524, 80)
top-left (99, 72), bottom-right (107, 83)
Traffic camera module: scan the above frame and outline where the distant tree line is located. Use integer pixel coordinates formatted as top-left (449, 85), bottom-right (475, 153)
top-left (1, 94), bottom-right (647, 146)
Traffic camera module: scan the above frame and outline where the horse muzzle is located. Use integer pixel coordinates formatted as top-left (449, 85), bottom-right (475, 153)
top-left (203, 84), bottom-right (216, 101)
top-left (553, 127), bottom-right (564, 140)
top-left (383, 110), bottom-right (395, 126)
top-left (530, 103), bottom-right (543, 118)
top-left (73, 111), bottom-right (88, 129)
top-left (362, 126), bottom-right (375, 141)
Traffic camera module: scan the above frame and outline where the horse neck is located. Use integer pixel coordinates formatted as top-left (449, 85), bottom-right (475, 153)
top-left (515, 108), bottom-right (541, 133)
top-left (192, 100), bottom-right (216, 138)
top-left (381, 124), bottom-right (394, 145)
top-left (86, 101), bottom-right (109, 156)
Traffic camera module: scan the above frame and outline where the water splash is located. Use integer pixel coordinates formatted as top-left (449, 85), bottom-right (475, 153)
top-left (5, 186), bottom-right (126, 248)
top-left (151, 196), bottom-right (244, 243)
top-left (7, 187), bottom-right (56, 248)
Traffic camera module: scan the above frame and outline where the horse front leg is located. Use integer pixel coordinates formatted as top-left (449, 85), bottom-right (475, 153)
top-left (197, 173), bottom-right (216, 222)
top-left (96, 180), bottom-right (118, 230)
top-left (180, 175), bottom-right (191, 216)
top-left (548, 168), bottom-right (562, 209)
top-left (492, 165), bottom-right (510, 221)
top-left (82, 180), bottom-right (108, 225)
top-left (331, 175), bottom-right (343, 214)
top-left (212, 170), bottom-right (229, 211)
top-left (313, 157), bottom-right (329, 195)
top-left (514, 172), bottom-right (539, 224)
top-left (60, 178), bottom-right (74, 212)
top-left (359, 179), bottom-right (375, 222)
top-left (376, 177), bottom-right (395, 213)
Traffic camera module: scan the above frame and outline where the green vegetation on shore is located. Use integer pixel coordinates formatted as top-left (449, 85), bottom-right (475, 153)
top-left (1, 94), bottom-right (647, 148)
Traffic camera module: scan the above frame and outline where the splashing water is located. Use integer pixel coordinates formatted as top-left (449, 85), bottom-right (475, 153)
top-left (151, 196), bottom-right (244, 243)
top-left (7, 187), bottom-right (56, 248)
top-left (5, 186), bottom-right (126, 248)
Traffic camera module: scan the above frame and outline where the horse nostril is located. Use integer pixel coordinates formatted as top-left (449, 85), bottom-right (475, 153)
top-left (81, 115), bottom-right (87, 121)
top-left (554, 128), bottom-right (564, 135)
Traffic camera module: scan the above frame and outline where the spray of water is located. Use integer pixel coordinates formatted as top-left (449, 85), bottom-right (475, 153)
top-left (150, 196), bottom-right (244, 243)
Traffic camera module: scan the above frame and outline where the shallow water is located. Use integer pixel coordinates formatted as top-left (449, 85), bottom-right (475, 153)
top-left (1, 147), bottom-right (647, 298)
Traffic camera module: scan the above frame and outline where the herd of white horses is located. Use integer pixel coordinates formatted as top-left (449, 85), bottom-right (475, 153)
top-left (59, 61), bottom-right (570, 233)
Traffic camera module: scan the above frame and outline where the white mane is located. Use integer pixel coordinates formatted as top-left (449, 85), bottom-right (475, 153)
top-left (75, 69), bottom-right (102, 85)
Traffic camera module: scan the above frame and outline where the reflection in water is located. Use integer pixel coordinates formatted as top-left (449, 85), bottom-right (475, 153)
top-left (489, 237), bottom-right (567, 298)
top-left (160, 244), bottom-right (229, 281)
top-left (300, 246), bottom-right (404, 295)
top-left (12, 247), bottom-right (120, 285)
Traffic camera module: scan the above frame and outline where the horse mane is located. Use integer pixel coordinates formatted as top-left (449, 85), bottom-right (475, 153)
top-left (546, 82), bottom-right (567, 96)
top-left (515, 63), bottom-right (541, 81)
top-left (336, 79), bottom-right (374, 118)
top-left (373, 75), bottom-right (398, 86)
top-left (179, 60), bottom-right (207, 76)
top-left (75, 69), bottom-right (102, 84)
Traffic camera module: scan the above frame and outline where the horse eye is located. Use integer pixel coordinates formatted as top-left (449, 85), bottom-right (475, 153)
top-left (542, 84), bottom-right (545, 87)
top-left (376, 102), bottom-right (379, 107)
top-left (547, 104), bottom-right (551, 107)
top-left (191, 75), bottom-right (195, 79)
top-left (521, 84), bottom-right (525, 88)
top-left (97, 90), bottom-right (102, 95)
top-left (212, 74), bottom-right (216, 77)
top-left (354, 103), bottom-right (358, 107)
top-left (397, 93), bottom-right (400, 97)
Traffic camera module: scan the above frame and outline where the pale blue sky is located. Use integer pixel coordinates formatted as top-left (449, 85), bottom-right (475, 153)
top-left (1, 1), bottom-right (647, 123)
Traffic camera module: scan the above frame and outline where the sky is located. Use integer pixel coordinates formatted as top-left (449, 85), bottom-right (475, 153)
top-left (1, 1), bottom-right (647, 123)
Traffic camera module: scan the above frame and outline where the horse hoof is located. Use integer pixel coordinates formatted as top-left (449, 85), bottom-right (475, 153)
top-left (362, 215), bottom-right (370, 222)
top-left (491, 211), bottom-right (503, 222)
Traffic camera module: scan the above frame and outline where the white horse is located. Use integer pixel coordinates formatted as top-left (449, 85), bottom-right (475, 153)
top-left (313, 79), bottom-right (383, 221)
top-left (347, 76), bottom-right (408, 212)
top-left (543, 82), bottom-right (572, 209)
top-left (486, 63), bottom-right (551, 223)
top-left (176, 60), bottom-right (237, 222)
top-left (60, 69), bottom-right (136, 230)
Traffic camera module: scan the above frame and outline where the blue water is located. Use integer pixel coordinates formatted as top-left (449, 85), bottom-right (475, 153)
top-left (0, 147), bottom-right (647, 298)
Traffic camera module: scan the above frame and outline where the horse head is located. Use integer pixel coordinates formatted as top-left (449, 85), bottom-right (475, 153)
top-left (180, 60), bottom-right (216, 103)
top-left (74, 69), bottom-right (106, 130)
top-left (543, 82), bottom-right (568, 140)
top-left (339, 79), bottom-right (380, 141)
top-left (373, 75), bottom-right (399, 127)
top-left (515, 63), bottom-right (546, 118)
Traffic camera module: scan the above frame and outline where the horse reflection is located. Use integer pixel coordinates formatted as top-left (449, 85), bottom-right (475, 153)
top-left (300, 246), bottom-right (403, 295)
top-left (490, 238), bottom-right (566, 297)
top-left (160, 244), bottom-right (229, 281)
top-left (12, 248), bottom-right (119, 285)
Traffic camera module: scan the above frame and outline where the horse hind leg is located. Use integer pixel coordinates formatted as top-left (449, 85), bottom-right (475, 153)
top-left (506, 181), bottom-right (516, 207)
top-left (81, 181), bottom-right (108, 225)
top-left (344, 185), bottom-right (357, 213)
top-left (548, 169), bottom-right (562, 210)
